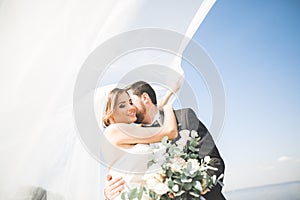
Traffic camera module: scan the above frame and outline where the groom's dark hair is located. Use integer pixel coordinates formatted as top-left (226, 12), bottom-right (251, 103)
top-left (126, 81), bottom-right (157, 105)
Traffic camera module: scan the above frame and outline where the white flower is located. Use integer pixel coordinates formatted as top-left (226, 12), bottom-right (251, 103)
top-left (172, 184), bottom-right (179, 192)
top-left (170, 162), bottom-right (182, 173)
top-left (145, 176), bottom-right (160, 190)
top-left (175, 137), bottom-right (187, 150)
top-left (152, 147), bottom-right (167, 165)
top-left (187, 158), bottom-right (200, 174)
top-left (140, 194), bottom-right (151, 200)
top-left (144, 172), bottom-right (167, 192)
top-left (179, 129), bottom-right (190, 140)
top-left (204, 156), bottom-right (211, 163)
top-left (153, 182), bottom-right (169, 195)
top-left (144, 173), bottom-right (163, 189)
top-left (191, 130), bottom-right (198, 138)
top-left (176, 129), bottom-right (190, 150)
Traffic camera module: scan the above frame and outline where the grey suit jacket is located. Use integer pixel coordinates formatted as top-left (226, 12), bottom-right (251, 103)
top-left (173, 108), bottom-right (226, 200)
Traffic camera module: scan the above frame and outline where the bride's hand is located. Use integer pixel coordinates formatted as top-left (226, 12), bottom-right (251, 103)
top-left (158, 78), bottom-right (183, 109)
top-left (104, 174), bottom-right (125, 200)
top-left (173, 76), bottom-right (183, 94)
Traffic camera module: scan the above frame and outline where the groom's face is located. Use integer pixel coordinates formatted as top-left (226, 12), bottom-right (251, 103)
top-left (127, 90), bottom-right (146, 123)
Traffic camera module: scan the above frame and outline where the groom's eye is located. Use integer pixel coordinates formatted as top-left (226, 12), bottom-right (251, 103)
top-left (119, 104), bottom-right (125, 108)
top-left (129, 99), bottom-right (133, 105)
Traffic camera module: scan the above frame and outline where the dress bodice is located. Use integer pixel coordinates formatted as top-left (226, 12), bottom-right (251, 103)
top-left (107, 143), bottom-right (163, 200)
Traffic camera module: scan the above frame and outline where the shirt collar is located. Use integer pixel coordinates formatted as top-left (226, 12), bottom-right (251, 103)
top-left (152, 110), bottom-right (163, 126)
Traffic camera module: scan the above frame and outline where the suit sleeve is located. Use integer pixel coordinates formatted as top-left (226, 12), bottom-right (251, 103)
top-left (185, 108), bottom-right (225, 179)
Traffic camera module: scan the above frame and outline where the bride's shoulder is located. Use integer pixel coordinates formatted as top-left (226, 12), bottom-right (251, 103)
top-left (103, 124), bottom-right (123, 146)
top-left (104, 123), bottom-right (136, 135)
top-left (103, 124), bottom-right (118, 134)
top-left (103, 124), bottom-right (115, 137)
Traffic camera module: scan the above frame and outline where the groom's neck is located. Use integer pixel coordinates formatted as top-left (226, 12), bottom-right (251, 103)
top-left (143, 104), bottom-right (158, 124)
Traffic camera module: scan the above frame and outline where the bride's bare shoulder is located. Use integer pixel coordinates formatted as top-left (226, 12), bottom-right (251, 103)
top-left (103, 124), bottom-right (117, 136)
top-left (104, 123), bottom-right (131, 136)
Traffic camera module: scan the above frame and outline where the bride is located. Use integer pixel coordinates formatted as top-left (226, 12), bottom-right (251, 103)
top-left (101, 87), bottom-right (177, 200)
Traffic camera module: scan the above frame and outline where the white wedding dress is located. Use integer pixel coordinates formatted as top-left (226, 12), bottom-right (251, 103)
top-left (0, 1), bottom-right (216, 199)
top-left (107, 143), bottom-right (162, 200)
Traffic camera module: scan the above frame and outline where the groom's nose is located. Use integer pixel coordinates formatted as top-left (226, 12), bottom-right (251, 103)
top-left (129, 102), bottom-right (137, 109)
top-left (130, 95), bottom-right (140, 106)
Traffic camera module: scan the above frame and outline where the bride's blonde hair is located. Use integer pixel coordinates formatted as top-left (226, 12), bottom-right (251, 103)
top-left (103, 88), bottom-right (125, 127)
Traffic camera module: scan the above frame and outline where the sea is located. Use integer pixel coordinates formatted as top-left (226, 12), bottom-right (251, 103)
top-left (224, 181), bottom-right (300, 200)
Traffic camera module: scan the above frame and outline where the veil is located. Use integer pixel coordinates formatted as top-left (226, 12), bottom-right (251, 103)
top-left (0, 0), bottom-right (216, 199)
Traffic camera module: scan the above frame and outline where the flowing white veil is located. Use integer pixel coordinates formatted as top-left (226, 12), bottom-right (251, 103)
top-left (0, 0), bottom-right (215, 199)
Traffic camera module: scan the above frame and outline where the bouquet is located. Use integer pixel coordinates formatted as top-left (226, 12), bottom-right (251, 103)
top-left (121, 130), bottom-right (224, 200)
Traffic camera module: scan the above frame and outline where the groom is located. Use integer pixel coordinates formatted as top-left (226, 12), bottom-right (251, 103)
top-left (104, 81), bottom-right (226, 200)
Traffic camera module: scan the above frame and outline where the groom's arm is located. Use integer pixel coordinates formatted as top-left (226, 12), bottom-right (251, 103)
top-left (104, 174), bottom-right (125, 200)
top-left (186, 108), bottom-right (225, 180)
top-left (184, 108), bottom-right (226, 199)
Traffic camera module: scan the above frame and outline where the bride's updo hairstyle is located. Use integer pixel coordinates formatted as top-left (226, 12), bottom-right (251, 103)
top-left (103, 88), bottom-right (125, 127)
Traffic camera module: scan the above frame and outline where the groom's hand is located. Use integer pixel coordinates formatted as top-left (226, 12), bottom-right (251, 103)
top-left (104, 174), bottom-right (125, 200)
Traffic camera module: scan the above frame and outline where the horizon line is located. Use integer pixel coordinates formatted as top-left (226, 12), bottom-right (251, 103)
top-left (224, 180), bottom-right (300, 193)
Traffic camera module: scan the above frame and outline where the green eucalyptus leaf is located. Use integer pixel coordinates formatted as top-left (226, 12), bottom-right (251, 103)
top-left (162, 136), bottom-right (168, 145)
top-left (183, 183), bottom-right (192, 190)
top-left (218, 180), bottom-right (225, 187)
top-left (174, 179), bottom-right (182, 184)
top-left (128, 188), bottom-right (137, 199)
top-left (121, 192), bottom-right (127, 200)
top-left (137, 185), bottom-right (144, 200)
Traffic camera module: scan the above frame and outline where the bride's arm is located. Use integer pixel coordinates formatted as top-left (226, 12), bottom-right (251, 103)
top-left (104, 104), bottom-right (177, 147)
top-left (157, 90), bottom-right (174, 109)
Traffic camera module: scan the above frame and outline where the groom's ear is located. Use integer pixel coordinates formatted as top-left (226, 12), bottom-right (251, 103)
top-left (141, 92), bottom-right (150, 104)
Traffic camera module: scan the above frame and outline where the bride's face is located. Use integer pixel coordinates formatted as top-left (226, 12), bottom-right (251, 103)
top-left (112, 92), bottom-right (137, 124)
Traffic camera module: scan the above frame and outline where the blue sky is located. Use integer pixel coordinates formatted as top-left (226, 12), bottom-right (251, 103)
top-left (182, 0), bottom-right (300, 191)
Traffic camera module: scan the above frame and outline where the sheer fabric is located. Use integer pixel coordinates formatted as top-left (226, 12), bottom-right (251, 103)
top-left (0, 0), bottom-right (215, 199)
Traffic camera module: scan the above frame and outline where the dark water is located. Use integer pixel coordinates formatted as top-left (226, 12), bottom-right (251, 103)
top-left (224, 181), bottom-right (300, 200)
